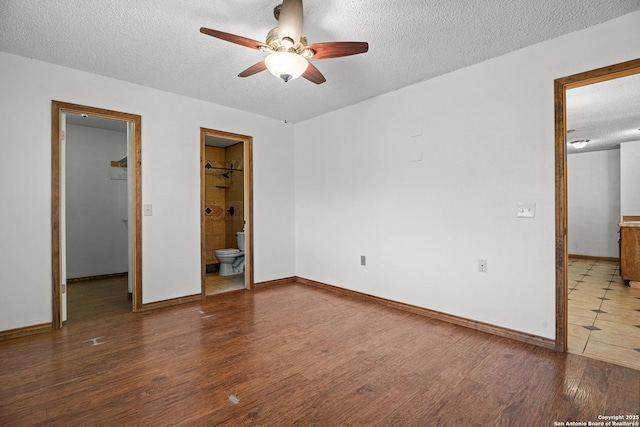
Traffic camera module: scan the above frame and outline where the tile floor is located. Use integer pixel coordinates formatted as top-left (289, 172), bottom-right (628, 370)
top-left (205, 272), bottom-right (245, 296)
top-left (567, 257), bottom-right (640, 370)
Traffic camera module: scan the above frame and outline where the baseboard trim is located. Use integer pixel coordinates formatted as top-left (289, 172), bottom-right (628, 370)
top-left (569, 254), bottom-right (619, 262)
top-left (296, 277), bottom-right (555, 351)
top-left (139, 294), bottom-right (202, 312)
top-left (0, 323), bottom-right (52, 342)
top-left (254, 276), bottom-right (297, 289)
top-left (67, 272), bottom-right (128, 283)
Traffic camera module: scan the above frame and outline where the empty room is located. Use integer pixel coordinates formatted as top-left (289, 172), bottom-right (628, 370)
top-left (1, 1), bottom-right (639, 425)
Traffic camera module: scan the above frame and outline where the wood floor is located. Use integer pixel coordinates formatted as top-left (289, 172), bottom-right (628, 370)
top-left (1, 277), bottom-right (639, 426)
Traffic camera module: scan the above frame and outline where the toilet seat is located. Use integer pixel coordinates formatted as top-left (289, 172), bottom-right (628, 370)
top-left (215, 249), bottom-right (240, 255)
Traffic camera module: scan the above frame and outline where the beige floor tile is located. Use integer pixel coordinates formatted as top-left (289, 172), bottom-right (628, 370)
top-left (570, 287), bottom-right (607, 297)
top-left (575, 279), bottom-right (610, 287)
top-left (589, 271), bottom-right (617, 276)
top-left (568, 313), bottom-right (597, 327)
top-left (569, 288), bottom-right (608, 298)
top-left (597, 309), bottom-right (640, 325)
top-left (606, 288), bottom-right (640, 299)
top-left (568, 305), bottom-right (599, 320)
top-left (600, 299), bottom-right (640, 313)
top-left (584, 272), bottom-right (614, 278)
top-left (569, 298), bottom-right (603, 311)
top-left (205, 273), bottom-right (245, 295)
top-left (590, 319), bottom-right (640, 348)
top-left (587, 266), bottom-right (616, 272)
top-left (567, 257), bottom-right (640, 369)
top-left (567, 324), bottom-right (590, 354)
top-left (582, 339), bottom-right (640, 370)
top-left (567, 283), bottom-right (580, 291)
top-left (578, 280), bottom-right (611, 288)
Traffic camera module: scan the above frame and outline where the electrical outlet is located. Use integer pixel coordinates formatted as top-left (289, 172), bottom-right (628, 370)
top-left (478, 259), bottom-right (487, 273)
top-left (361, 256), bottom-right (366, 266)
top-left (517, 203), bottom-right (535, 218)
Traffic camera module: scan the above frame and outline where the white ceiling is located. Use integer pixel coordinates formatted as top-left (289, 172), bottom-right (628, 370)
top-left (566, 73), bottom-right (640, 154)
top-left (2, 0), bottom-right (639, 124)
top-left (66, 113), bottom-right (128, 132)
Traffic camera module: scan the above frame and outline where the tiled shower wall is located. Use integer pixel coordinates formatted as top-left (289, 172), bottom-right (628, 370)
top-left (204, 144), bottom-right (244, 266)
top-left (224, 143), bottom-right (244, 248)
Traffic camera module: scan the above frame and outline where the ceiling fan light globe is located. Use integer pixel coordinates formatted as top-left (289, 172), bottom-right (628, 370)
top-left (265, 51), bottom-right (308, 82)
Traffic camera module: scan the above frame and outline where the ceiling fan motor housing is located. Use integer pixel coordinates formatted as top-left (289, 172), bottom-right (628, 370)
top-left (266, 27), bottom-right (312, 57)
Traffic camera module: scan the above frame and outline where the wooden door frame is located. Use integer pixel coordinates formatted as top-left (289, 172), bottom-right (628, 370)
top-left (554, 58), bottom-right (640, 352)
top-left (200, 128), bottom-right (254, 296)
top-left (51, 101), bottom-right (142, 328)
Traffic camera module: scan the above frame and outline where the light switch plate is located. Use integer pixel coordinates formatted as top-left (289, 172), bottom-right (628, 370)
top-left (144, 204), bottom-right (153, 216)
top-left (517, 203), bottom-right (535, 218)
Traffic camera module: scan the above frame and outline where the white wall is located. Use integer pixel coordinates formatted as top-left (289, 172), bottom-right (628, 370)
top-left (568, 150), bottom-right (621, 257)
top-left (0, 51), bottom-right (295, 331)
top-left (65, 124), bottom-right (129, 278)
top-left (2, 12), bottom-right (640, 338)
top-left (620, 140), bottom-right (640, 217)
top-left (294, 12), bottom-right (640, 339)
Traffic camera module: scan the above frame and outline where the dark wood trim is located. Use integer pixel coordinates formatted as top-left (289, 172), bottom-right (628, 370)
top-left (139, 294), bottom-right (202, 312)
top-left (254, 277), bottom-right (297, 289)
top-left (568, 254), bottom-right (619, 262)
top-left (554, 57), bottom-right (640, 353)
top-left (200, 128), bottom-right (254, 296)
top-left (67, 272), bottom-right (128, 283)
top-left (51, 101), bottom-right (143, 329)
top-left (244, 137), bottom-right (254, 291)
top-left (200, 130), bottom-right (206, 299)
top-left (51, 103), bottom-right (62, 329)
top-left (131, 112), bottom-right (142, 312)
top-left (554, 79), bottom-right (568, 352)
top-left (0, 323), bottom-right (52, 342)
top-left (297, 277), bottom-right (555, 351)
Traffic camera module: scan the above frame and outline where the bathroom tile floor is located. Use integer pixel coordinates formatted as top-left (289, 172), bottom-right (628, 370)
top-left (205, 272), bottom-right (245, 296)
top-left (567, 257), bottom-right (640, 370)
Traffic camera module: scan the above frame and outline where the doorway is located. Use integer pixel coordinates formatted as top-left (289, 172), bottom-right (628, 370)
top-left (200, 128), bottom-right (254, 296)
top-left (51, 101), bottom-right (142, 329)
top-left (554, 58), bottom-right (640, 353)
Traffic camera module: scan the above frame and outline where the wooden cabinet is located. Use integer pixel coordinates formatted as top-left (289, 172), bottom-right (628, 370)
top-left (619, 221), bottom-right (640, 287)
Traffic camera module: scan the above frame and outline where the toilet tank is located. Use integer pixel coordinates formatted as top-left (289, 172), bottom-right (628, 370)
top-left (236, 232), bottom-right (245, 251)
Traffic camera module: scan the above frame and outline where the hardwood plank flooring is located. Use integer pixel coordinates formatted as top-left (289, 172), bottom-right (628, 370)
top-left (1, 278), bottom-right (638, 426)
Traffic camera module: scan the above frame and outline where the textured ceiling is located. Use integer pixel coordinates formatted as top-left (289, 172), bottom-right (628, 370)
top-left (567, 73), bottom-right (640, 154)
top-left (1, 0), bottom-right (639, 126)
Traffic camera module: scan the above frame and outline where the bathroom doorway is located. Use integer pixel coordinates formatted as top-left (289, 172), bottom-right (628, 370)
top-left (200, 128), bottom-right (253, 296)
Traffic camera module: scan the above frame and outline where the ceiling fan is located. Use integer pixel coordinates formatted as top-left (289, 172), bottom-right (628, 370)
top-left (200, 0), bottom-right (368, 84)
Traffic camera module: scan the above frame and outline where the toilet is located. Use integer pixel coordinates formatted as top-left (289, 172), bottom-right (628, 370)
top-left (214, 232), bottom-right (245, 276)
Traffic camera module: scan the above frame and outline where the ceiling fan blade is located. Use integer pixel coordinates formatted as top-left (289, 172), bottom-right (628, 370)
top-left (200, 27), bottom-right (268, 50)
top-left (306, 42), bottom-right (369, 59)
top-left (238, 61), bottom-right (267, 78)
top-left (302, 62), bottom-right (326, 85)
top-left (278, 0), bottom-right (303, 46)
